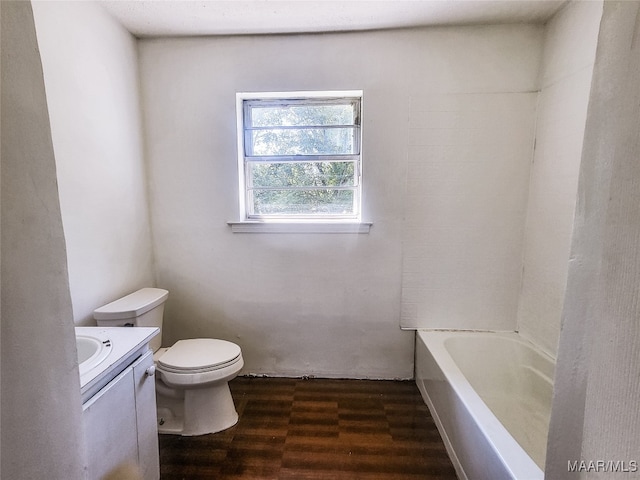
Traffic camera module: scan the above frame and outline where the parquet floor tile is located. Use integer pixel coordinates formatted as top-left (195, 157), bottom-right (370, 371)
top-left (159, 377), bottom-right (457, 479)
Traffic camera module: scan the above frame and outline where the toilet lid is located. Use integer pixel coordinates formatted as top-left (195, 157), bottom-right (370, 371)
top-left (158, 339), bottom-right (241, 372)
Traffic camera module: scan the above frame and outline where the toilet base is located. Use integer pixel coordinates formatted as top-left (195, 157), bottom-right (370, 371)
top-left (156, 380), bottom-right (239, 436)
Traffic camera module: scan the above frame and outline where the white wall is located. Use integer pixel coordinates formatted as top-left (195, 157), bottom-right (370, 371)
top-left (401, 92), bottom-right (537, 330)
top-left (1, 2), bottom-right (84, 478)
top-left (518, 0), bottom-right (603, 356)
top-left (546, 2), bottom-right (640, 476)
top-left (31, 1), bottom-right (155, 325)
top-left (399, 29), bottom-right (542, 331)
top-left (139, 25), bottom-right (543, 378)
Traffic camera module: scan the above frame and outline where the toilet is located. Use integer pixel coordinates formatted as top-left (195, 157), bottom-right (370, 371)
top-left (93, 288), bottom-right (244, 436)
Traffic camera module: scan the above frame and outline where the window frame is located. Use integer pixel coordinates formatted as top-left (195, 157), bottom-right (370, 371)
top-left (235, 90), bottom-right (363, 223)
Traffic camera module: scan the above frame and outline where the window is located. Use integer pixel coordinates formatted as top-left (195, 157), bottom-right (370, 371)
top-left (236, 91), bottom-right (362, 223)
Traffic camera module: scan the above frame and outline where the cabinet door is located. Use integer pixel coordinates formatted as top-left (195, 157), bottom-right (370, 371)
top-left (131, 350), bottom-right (160, 480)
top-left (83, 367), bottom-right (138, 480)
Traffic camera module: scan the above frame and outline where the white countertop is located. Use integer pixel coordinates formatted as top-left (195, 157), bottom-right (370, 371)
top-left (76, 326), bottom-right (159, 403)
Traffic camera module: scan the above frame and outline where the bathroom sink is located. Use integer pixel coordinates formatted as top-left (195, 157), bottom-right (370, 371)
top-left (76, 326), bottom-right (159, 403)
top-left (76, 334), bottom-right (111, 377)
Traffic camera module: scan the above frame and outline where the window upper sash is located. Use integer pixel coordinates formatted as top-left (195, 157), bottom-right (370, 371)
top-left (243, 97), bottom-right (361, 158)
top-left (244, 154), bottom-right (360, 163)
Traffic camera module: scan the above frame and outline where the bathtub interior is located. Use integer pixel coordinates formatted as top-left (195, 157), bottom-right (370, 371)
top-left (443, 335), bottom-right (555, 469)
top-left (415, 330), bottom-right (556, 479)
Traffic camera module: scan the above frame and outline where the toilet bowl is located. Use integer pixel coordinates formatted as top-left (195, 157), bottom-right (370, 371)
top-left (93, 288), bottom-right (244, 436)
top-left (153, 339), bottom-right (244, 435)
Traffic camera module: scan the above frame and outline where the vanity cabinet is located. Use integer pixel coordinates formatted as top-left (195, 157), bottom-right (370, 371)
top-left (82, 349), bottom-right (159, 480)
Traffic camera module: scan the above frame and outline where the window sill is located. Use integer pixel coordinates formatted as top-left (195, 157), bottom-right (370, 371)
top-left (227, 221), bottom-right (372, 234)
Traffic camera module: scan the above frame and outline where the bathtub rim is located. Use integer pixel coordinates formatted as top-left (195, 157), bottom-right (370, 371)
top-left (415, 329), bottom-right (553, 480)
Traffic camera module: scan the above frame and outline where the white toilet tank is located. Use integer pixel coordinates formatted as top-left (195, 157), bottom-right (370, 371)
top-left (93, 288), bottom-right (168, 352)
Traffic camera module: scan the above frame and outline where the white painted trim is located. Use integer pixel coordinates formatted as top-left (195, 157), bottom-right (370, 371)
top-left (227, 221), bottom-right (372, 234)
top-left (236, 90), bottom-right (363, 101)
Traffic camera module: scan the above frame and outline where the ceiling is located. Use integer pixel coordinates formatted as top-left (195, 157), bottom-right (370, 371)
top-left (99, 0), bottom-right (568, 37)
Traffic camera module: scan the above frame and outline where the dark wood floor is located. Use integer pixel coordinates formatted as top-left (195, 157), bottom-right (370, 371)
top-left (159, 377), bottom-right (457, 480)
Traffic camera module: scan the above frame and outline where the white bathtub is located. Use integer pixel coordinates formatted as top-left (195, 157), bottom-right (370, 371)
top-left (415, 330), bottom-right (555, 480)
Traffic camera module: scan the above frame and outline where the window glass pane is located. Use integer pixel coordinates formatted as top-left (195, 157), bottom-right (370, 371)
top-left (251, 189), bottom-right (355, 216)
top-left (247, 127), bottom-right (358, 156)
top-left (250, 103), bottom-right (356, 128)
top-left (249, 161), bottom-right (356, 188)
top-left (238, 92), bottom-right (362, 220)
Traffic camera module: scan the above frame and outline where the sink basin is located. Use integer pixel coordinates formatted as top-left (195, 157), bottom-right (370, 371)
top-left (77, 334), bottom-right (111, 376)
top-left (76, 326), bottom-right (159, 403)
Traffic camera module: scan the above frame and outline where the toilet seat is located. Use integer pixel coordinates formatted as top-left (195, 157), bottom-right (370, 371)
top-left (158, 338), bottom-right (241, 373)
top-left (155, 338), bottom-right (244, 388)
